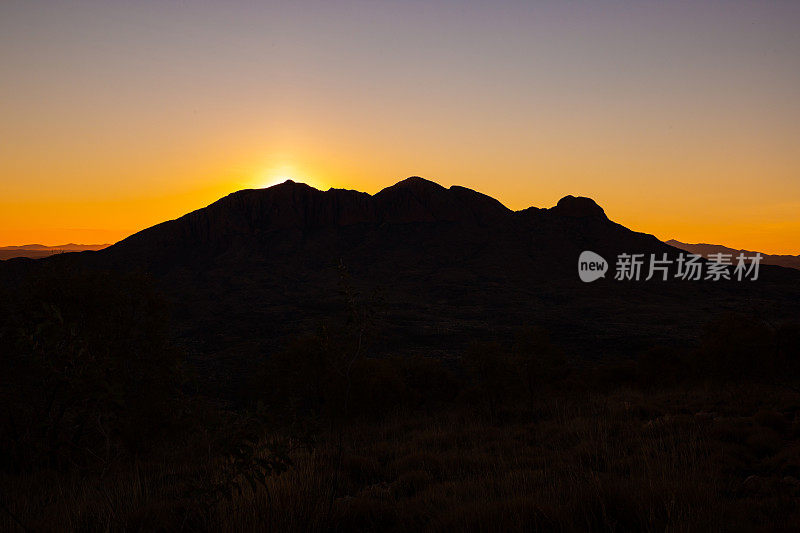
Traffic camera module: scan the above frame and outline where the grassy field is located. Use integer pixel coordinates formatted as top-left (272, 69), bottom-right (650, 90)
top-left (4, 384), bottom-right (800, 532)
top-left (3, 272), bottom-right (799, 530)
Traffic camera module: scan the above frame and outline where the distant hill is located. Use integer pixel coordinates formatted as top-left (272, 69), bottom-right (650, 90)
top-left (0, 243), bottom-right (109, 260)
top-left (665, 240), bottom-right (800, 270)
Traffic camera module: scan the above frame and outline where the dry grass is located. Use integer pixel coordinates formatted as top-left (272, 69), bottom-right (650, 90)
top-left (4, 384), bottom-right (800, 531)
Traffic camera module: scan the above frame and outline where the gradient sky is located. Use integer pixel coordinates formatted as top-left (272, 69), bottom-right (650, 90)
top-left (1, 1), bottom-right (798, 253)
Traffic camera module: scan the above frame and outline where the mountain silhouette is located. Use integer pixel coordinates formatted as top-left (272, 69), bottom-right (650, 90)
top-left (3, 177), bottom-right (799, 394)
top-left (666, 239), bottom-right (800, 270)
top-left (101, 177), bottom-right (664, 272)
top-left (0, 243), bottom-right (109, 260)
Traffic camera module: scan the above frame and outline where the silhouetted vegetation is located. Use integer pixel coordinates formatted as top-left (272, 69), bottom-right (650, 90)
top-left (0, 266), bottom-right (183, 471)
top-left (2, 265), bottom-right (800, 531)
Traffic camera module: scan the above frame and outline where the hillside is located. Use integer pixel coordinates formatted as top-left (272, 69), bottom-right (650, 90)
top-left (666, 239), bottom-right (800, 270)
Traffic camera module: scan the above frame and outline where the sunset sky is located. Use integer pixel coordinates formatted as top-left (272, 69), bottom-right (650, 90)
top-left (1, 1), bottom-right (798, 254)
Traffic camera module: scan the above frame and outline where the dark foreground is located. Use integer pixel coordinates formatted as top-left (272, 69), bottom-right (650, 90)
top-left (3, 384), bottom-right (800, 532)
top-left (2, 264), bottom-right (799, 531)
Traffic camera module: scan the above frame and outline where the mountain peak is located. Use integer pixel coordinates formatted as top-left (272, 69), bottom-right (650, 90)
top-left (551, 195), bottom-right (607, 219)
top-left (374, 176), bottom-right (509, 224)
top-left (378, 176), bottom-right (447, 195)
top-left (263, 179), bottom-right (316, 192)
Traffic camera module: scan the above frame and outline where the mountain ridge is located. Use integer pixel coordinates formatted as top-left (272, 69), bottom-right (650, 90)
top-left (109, 177), bottom-right (620, 258)
top-left (0, 243), bottom-right (109, 260)
top-left (666, 239), bottom-right (800, 270)
top-left (3, 177), bottom-right (798, 396)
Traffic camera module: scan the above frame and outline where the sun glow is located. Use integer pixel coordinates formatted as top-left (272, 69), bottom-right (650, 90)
top-left (260, 176), bottom-right (296, 189)
top-left (2, 1), bottom-right (799, 253)
top-left (253, 163), bottom-right (327, 191)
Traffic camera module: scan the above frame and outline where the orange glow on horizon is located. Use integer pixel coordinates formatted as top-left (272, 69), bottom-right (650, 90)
top-left (1, 2), bottom-right (798, 255)
top-left (2, 170), bottom-right (797, 256)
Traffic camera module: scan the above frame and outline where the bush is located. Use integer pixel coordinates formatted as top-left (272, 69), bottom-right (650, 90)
top-left (512, 327), bottom-right (569, 398)
top-left (401, 355), bottom-right (460, 409)
top-left (693, 314), bottom-right (800, 382)
top-left (696, 314), bottom-right (773, 379)
top-left (461, 341), bottom-right (520, 418)
top-left (776, 321), bottom-right (800, 374)
top-left (0, 265), bottom-right (184, 471)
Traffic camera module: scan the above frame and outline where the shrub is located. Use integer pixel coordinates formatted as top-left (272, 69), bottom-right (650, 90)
top-left (695, 314), bottom-right (772, 379)
top-left (461, 341), bottom-right (520, 418)
top-left (0, 265), bottom-right (184, 471)
top-left (512, 327), bottom-right (569, 401)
